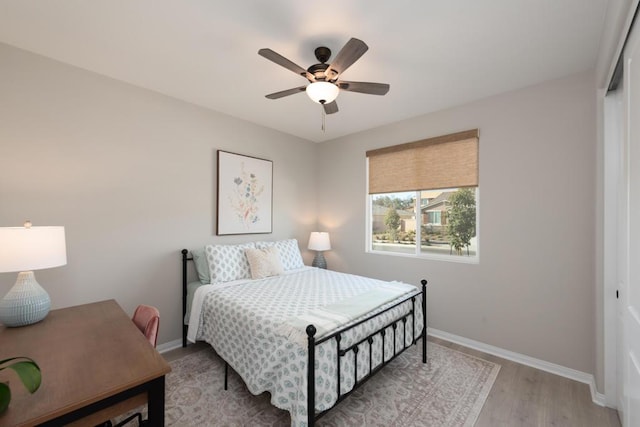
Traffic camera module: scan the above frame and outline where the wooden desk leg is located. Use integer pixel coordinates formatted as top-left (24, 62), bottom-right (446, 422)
top-left (147, 376), bottom-right (166, 427)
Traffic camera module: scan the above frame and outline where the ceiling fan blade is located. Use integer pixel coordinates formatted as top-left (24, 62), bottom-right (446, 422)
top-left (258, 48), bottom-right (314, 81)
top-left (325, 38), bottom-right (368, 81)
top-left (337, 81), bottom-right (390, 95)
top-left (265, 86), bottom-right (307, 99)
top-left (323, 101), bottom-right (339, 114)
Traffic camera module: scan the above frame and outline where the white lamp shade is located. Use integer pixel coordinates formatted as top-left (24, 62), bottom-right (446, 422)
top-left (308, 232), bottom-right (331, 251)
top-left (0, 226), bottom-right (67, 272)
top-left (306, 82), bottom-right (339, 104)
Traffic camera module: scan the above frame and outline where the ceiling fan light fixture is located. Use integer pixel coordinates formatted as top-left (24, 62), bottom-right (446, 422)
top-left (306, 81), bottom-right (339, 104)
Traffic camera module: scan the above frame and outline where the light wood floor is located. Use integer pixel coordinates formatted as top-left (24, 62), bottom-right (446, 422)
top-left (428, 337), bottom-right (621, 427)
top-left (163, 337), bottom-right (621, 427)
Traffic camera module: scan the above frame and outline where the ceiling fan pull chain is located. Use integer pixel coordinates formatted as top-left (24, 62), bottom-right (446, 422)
top-left (321, 105), bottom-right (326, 132)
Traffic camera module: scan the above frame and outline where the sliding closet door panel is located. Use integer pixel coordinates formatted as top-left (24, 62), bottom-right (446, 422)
top-left (623, 20), bottom-right (640, 427)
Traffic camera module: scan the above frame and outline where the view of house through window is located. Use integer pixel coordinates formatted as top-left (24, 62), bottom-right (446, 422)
top-left (370, 187), bottom-right (478, 258)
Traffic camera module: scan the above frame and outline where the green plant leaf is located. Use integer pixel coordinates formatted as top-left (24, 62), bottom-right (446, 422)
top-left (0, 357), bottom-right (41, 394)
top-left (7, 362), bottom-right (41, 393)
top-left (0, 382), bottom-right (10, 414)
top-left (0, 356), bottom-right (38, 368)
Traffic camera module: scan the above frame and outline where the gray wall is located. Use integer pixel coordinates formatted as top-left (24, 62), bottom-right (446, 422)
top-left (316, 70), bottom-right (597, 375)
top-left (0, 43), bottom-right (318, 345)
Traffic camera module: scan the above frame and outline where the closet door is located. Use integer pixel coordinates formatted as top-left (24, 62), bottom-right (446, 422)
top-left (623, 20), bottom-right (640, 426)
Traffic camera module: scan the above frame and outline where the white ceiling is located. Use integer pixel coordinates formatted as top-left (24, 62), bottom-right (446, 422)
top-left (0, 1), bottom-right (609, 142)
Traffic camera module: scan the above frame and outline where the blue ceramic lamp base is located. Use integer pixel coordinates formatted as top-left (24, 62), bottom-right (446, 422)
top-left (312, 251), bottom-right (327, 269)
top-left (0, 271), bottom-right (51, 327)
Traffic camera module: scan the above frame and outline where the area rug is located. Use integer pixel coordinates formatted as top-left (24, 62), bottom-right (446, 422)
top-left (121, 342), bottom-right (499, 426)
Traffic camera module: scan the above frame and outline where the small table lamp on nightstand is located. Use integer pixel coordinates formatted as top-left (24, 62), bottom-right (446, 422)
top-left (308, 232), bottom-right (331, 269)
top-left (0, 221), bottom-right (67, 327)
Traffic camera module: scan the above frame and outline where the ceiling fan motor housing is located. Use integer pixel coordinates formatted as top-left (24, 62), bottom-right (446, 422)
top-left (307, 63), bottom-right (329, 81)
top-left (308, 47), bottom-right (332, 81)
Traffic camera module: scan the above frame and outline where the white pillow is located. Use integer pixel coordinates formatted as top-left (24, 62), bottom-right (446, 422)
top-left (245, 247), bottom-right (284, 279)
top-left (255, 239), bottom-right (304, 270)
top-left (205, 242), bottom-right (256, 283)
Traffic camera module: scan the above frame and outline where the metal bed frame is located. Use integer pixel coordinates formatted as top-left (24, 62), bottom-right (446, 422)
top-left (181, 249), bottom-right (427, 426)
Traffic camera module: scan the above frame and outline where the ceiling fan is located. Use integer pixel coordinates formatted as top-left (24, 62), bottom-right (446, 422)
top-left (258, 38), bottom-right (390, 115)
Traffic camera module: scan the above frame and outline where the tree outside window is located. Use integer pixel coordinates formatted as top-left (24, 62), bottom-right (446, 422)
top-left (446, 188), bottom-right (476, 255)
top-left (384, 207), bottom-right (401, 242)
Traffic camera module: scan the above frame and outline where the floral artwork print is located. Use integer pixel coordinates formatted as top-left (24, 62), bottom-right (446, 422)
top-left (217, 151), bottom-right (272, 235)
top-left (229, 163), bottom-right (264, 228)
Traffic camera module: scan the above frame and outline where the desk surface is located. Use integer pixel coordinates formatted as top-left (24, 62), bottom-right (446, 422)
top-left (0, 299), bottom-right (171, 426)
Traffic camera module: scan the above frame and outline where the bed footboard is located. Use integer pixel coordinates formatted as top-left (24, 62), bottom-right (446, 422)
top-left (306, 279), bottom-right (427, 426)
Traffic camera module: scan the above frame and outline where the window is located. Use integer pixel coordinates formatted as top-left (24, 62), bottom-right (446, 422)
top-left (426, 211), bottom-right (441, 225)
top-left (366, 130), bottom-right (479, 261)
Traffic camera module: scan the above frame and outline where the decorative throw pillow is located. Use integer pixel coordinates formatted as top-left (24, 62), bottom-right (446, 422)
top-left (256, 239), bottom-right (304, 270)
top-left (191, 247), bottom-right (210, 284)
top-left (245, 247), bottom-right (284, 279)
top-left (205, 242), bottom-right (256, 283)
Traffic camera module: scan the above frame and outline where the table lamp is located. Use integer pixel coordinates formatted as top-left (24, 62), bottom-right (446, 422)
top-left (0, 221), bottom-right (67, 327)
top-left (308, 232), bottom-right (331, 269)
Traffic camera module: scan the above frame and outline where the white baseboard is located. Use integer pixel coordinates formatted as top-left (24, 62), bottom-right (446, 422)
top-left (157, 338), bottom-right (182, 354)
top-left (427, 328), bottom-right (607, 407)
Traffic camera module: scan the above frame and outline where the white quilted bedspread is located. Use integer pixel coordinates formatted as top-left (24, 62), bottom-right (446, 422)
top-left (188, 267), bottom-right (424, 427)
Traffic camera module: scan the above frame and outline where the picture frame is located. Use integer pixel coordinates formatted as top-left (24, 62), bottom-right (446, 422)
top-left (217, 150), bottom-right (273, 235)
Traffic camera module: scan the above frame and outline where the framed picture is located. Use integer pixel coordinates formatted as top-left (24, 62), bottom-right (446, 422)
top-left (217, 150), bottom-right (273, 235)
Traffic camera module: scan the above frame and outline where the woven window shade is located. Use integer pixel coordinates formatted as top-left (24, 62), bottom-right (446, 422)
top-left (366, 129), bottom-right (479, 194)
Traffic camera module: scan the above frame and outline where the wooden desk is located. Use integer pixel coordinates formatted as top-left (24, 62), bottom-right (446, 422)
top-left (0, 300), bottom-right (171, 426)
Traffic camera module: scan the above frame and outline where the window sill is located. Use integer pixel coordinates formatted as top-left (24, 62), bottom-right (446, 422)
top-left (366, 248), bottom-right (479, 264)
